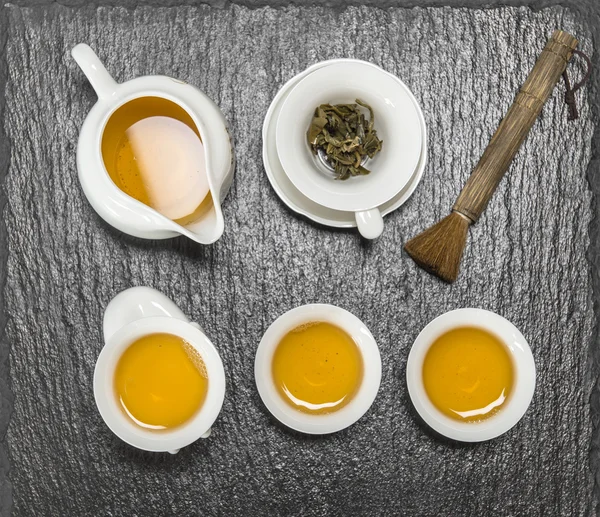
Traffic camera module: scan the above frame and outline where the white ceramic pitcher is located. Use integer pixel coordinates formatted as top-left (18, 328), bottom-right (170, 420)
top-left (72, 44), bottom-right (235, 244)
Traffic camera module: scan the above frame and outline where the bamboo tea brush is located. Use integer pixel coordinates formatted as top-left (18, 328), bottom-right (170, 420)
top-left (405, 30), bottom-right (581, 283)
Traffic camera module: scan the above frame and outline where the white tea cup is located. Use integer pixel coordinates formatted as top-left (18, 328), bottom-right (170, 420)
top-left (276, 62), bottom-right (422, 239)
top-left (255, 304), bottom-right (381, 434)
top-left (406, 308), bottom-right (535, 442)
top-left (94, 287), bottom-right (226, 453)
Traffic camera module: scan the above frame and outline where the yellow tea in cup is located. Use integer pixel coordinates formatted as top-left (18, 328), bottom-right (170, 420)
top-left (272, 322), bottom-right (363, 414)
top-left (101, 96), bottom-right (211, 224)
top-left (422, 326), bottom-right (513, 422)
top-left (114, 333), bottom-right (208, 430)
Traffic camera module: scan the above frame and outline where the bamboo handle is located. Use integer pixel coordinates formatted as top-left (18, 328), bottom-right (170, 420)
top-left (453, 30), bottom-right (578, 222)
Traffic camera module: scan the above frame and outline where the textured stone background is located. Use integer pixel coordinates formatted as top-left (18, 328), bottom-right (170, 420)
top-left (0, 3), bottom-right (599, 516)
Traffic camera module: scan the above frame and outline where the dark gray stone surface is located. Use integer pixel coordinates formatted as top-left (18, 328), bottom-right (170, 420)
top-left (1, 3), bottom-right (599, 516)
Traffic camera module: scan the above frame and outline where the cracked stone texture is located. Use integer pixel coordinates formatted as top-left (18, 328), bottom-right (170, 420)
top-left (1, 4), bottom-right (598, 516)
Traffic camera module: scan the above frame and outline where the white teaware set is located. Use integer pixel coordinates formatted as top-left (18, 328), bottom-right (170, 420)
top-left (95, 286), bottom-right (383, 452)
top-left (72, 44), bottom-right (535, 453)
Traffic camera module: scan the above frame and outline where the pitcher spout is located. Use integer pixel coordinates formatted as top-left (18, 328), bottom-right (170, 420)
top-left (166, 193), bottom-right (225, 244)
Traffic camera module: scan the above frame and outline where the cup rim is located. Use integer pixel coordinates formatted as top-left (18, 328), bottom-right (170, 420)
top-left (94, 316), bottom-right (226, 452)
top-left (406, 308), bottom-right (536, 442)
top-left (255, 304), bottom-right (382, 434)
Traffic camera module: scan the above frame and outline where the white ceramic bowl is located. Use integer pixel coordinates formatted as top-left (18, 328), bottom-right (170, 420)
top-left (262, 59), bottom-right (427, 230)
top-left (406, 309), bottom-right (536, 442)
top-left (276, 62), bottom-right (422, 234)
top-left (94, 316), bottom-right (226, 453)
top-left (255, 304), bottom-right (381, 434)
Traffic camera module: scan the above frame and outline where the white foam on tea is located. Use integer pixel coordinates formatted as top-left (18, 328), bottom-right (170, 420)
top-left (126, 116), bottom-right (209, 220)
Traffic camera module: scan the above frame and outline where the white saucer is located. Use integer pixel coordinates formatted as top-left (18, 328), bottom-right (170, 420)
top-left (262, 59), bottom-right (427, 229)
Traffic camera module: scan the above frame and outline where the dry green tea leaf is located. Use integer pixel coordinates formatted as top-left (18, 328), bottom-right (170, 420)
top-left (307, 99), bottom-right (383, 180)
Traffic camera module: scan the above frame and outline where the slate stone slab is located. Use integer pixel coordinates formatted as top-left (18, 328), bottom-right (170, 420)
top-left (0, 4), bottom-right (598, 516)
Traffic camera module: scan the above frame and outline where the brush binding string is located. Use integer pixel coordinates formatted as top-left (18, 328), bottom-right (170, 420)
top-left (562, 49), bottom-right (591, 121)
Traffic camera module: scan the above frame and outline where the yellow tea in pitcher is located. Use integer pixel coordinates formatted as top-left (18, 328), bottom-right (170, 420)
top-left (101, 96), bottom-right (211, 224)
top-left (422, 327), bottom-right (513, 422)
top-left (114, 333), bottom-right (208, 430)
top-left (272, 322), bottom-right (363, 415)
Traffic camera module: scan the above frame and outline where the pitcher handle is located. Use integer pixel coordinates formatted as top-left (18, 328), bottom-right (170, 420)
top-left (71, 43), bottom-right (118, 101)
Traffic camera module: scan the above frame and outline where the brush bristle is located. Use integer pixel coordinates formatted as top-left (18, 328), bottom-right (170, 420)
top-left (404, 212), bottom-right (471, 283)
